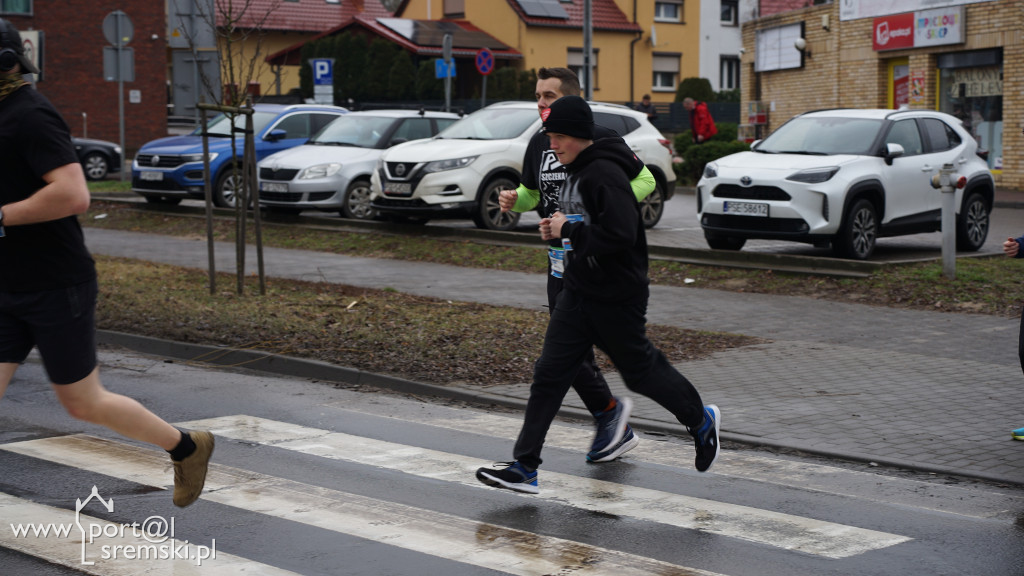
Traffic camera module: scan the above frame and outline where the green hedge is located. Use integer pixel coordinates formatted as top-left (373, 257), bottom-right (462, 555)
top-left (675, 139), bottom-right (750, 184)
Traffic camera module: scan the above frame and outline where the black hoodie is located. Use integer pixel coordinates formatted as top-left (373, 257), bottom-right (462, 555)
top-left (557, 136), bottom-right (649, 302)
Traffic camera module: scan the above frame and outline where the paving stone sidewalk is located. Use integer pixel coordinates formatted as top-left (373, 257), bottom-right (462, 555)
top-left (83, 227), bottom-right (1024, 486)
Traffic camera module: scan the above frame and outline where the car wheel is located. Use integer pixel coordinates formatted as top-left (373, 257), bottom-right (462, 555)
top-left (82, 152), bottom-right (109, 181)
top-left (341, 179), bottom-right (377, 220)
top-left (834, 198), bottom-right (877, 260)
top-left (472, 177), bottom-right (521, 231)
top-left (704, 231), bottom-right (746, 251)
top-left (640, 181), bottom-right (666, 229)
top-left (956, 192), bottom-right (989, 252)
top-left (143, 195), bottom-right (182, 206)
top-left (214, 164), bottom-right (245, 208)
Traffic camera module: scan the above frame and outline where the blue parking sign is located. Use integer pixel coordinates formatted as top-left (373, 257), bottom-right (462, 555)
top-left (311, 59), bottom-right (334, 86)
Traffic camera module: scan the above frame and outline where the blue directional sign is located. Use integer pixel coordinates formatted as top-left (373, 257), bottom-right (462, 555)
top-left (435, 58), bottom-right (456, 79)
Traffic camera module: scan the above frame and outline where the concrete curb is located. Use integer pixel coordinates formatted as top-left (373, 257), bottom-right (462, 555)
top-left (97, 330), bottom-right (1023, 487)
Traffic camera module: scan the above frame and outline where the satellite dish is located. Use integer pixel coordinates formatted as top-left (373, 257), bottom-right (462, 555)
top-left (650, 25), bottom-right (657, 46)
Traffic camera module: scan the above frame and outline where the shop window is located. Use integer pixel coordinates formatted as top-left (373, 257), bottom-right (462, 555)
top-left (938, 55), bottom-right (1002, 170)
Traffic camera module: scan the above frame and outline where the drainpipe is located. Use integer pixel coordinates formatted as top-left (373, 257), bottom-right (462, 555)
top-left (629, 0), bottom-right (639, 104)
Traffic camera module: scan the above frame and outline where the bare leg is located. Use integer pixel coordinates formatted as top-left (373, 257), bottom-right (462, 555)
top-left (0, 362), bottom-right (16, 401)
top-left (51, 366), bottom-right (181, 451)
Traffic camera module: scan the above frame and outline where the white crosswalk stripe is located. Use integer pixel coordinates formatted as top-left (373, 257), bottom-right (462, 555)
top-left (179, 414), bottom-right (910, 559)
top-left (1, 434), bottom-right (724, 576)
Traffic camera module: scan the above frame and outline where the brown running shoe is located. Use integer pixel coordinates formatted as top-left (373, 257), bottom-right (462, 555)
top-left (172, 430), bottom-right (214, 507)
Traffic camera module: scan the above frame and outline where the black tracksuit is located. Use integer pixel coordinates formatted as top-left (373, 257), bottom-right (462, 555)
top-left (513, 136), bottom-right (706, 470)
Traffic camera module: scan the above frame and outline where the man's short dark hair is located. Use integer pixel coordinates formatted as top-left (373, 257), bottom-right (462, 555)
top-left (537, 67), bottom-right (581, 97)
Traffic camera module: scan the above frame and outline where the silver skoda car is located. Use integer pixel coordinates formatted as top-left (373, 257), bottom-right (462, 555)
top-left (257, 109), bottom-right (459, 219)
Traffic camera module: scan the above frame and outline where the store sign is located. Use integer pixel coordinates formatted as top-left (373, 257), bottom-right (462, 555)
top-left (873, 7), bottom-right (964, 51)
top-left (841, 0), bottom-right (990, 22)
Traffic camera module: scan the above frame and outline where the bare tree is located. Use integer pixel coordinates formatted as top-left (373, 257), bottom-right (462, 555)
top-left (179, 0), bottom-right (283, 294)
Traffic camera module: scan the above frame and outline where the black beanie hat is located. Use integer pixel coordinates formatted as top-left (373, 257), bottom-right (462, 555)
top-left (541, 95), bottom-right (594, 140)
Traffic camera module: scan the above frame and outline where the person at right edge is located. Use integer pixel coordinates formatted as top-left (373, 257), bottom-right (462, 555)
top-left (1001, 235), bottom-right (1024, 441)
top-left (477, 96), bottom-right (720, 494)
top-left (0, 19), bottom-right (213, 507)
top-left (499, 67), bottom-right (657, 465)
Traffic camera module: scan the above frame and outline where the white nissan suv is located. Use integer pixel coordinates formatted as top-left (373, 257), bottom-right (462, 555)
top-left (696, 108), bottom-right (994, 259)
top-left (369, 101), bottom-right (676, 230)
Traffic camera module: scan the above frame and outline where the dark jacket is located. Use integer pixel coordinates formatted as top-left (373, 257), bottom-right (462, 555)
top-left (557, 136), bottom-right (649, 302)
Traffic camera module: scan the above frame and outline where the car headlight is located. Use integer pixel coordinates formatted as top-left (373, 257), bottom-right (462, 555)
top-left (423, 156), bottom-right (477, 173)
top-left (787, 167), bottom-right (840, 183)
top-left (703, 162), bottom-right (718, 179)
top-left (299, 163), bottom-right (342, 179)
top-left (180, 152), bottom-right (218, 163)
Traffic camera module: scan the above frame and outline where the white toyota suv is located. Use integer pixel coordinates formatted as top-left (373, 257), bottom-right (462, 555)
top-left (697, 108), bottom-right (994, 259)
top-left (369, 101), bottom-right (676, 231)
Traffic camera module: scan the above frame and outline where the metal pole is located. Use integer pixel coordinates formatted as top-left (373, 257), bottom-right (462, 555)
top-left (245, 98), bottom-right (265, 295)
top-left (939, 163), bottom-right (956, 280)
top-left (583, 0), bottom-right (593, 100)
top-left (199, 100), bottom-right (216, 294)
top-left (116, 13), bottom-right (126, 182)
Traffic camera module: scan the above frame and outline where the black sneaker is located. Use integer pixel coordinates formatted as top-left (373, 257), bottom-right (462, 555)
top-left (590, 396), bottom-right (633, 455)
top-left (587, 425), bottom-right (640, 462)
top-left (476, 461), bottom-right (539, 494)
top-left (688, 405), bottom-right (721, 472)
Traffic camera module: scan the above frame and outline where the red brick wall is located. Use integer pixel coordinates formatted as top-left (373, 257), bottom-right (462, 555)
top-left (7, 1), bottom-right (167, 156)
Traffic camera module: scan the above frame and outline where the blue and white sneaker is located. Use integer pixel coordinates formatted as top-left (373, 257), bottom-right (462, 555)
top-left (587, 425), bottom-right (640, 462)
top-left (476, 461), bottom-right (539, 494)
top-left (688, 404), bottom-right (721, 472)
top-left (1012, 427), bottom-right (1024, 441)
top-left (590, 396), bottom-right (633, 455)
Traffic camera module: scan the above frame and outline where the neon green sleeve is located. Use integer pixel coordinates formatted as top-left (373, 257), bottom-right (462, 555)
top-left (631, 166), bottom-right (656, 202)
top-left (512, 184), bottom-right (540, 212)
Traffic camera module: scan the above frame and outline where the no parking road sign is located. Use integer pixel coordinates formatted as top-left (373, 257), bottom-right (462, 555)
top-left (475, 48), bottom-right (494, 76)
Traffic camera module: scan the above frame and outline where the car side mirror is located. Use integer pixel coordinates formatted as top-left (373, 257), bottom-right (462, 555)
top-left (389, 137), bottom-right (409, 147)
top-left (884, 142), bottom-right (905, 165)
top-left (265, 129), bottom-right (287, 142)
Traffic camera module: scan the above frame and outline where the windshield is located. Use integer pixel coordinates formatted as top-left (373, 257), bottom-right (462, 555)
top-left (194, 111), bottom-right (279, 138)
top-left (757, 117), bottom-right (883, 155)
top-left (311, 115), bottom-right (395, 148)
top-left (437, 107), bottom-right (538, 140)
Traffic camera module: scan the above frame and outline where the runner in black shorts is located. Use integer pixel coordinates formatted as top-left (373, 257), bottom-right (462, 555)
top-left (0, 18), bottom-right (213, 508)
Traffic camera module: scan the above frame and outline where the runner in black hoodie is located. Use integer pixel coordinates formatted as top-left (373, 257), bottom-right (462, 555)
top-left (477, 96), bottom-right (721, 494)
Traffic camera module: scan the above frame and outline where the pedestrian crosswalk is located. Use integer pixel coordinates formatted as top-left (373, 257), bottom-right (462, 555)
top-left (1, 407), bottom-right (1014, 575)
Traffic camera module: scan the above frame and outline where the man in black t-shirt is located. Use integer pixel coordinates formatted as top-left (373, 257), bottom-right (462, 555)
top-left (0, 18), bottom-right (213, 508)
top-left (495, 68), bottom-right (655, 467)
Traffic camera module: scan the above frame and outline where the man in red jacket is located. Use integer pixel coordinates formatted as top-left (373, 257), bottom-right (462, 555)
top-left (683, 97), bottom-right (717, 144)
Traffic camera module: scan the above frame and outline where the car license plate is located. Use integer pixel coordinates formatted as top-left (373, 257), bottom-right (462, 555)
top-left (384, 181), bottom-right (411, 195)
top-left (260, 181), bottom-right (288, 193)
top-left (724, 201), bottom-right (768, 217)
top-left (140, 171), bottom-right (163, 181)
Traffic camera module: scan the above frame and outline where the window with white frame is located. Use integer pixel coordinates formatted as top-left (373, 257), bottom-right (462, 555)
top-left (721, 1), bottom-right (737, 26)
top-left (720, 56), bottom-right (740, 91)
top-left (655, 0), bottom-right (682, 23)
top-left (652, 53), bottom-right (680, 91)
top-left (568, 48), bottom-right (599, 93)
